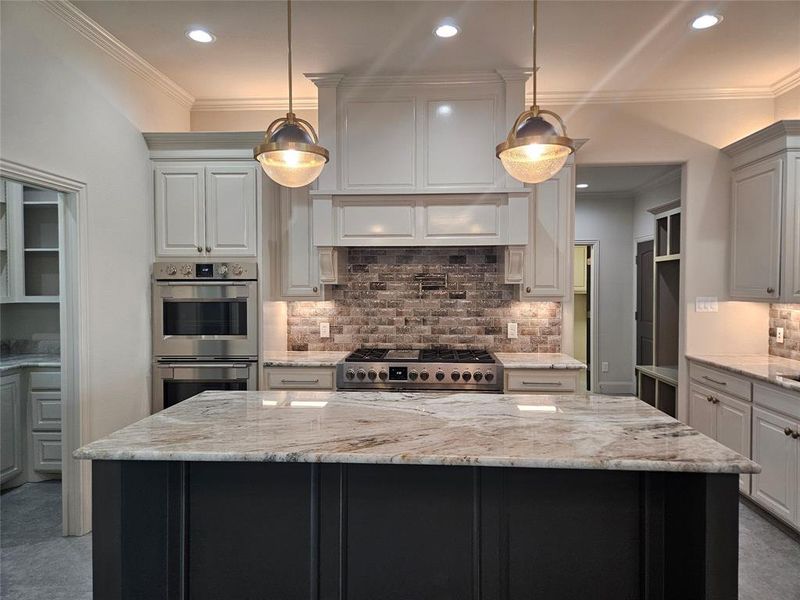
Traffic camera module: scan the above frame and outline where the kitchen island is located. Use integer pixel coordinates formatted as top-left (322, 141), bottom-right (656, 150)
top-left (76, 390), bottom-right (758, 600)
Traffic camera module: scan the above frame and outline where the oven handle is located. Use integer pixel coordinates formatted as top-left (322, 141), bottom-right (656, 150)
top-left (160, 281), bottom-right (251, 287)
top-left (157, 362), bottom-right (252, 369)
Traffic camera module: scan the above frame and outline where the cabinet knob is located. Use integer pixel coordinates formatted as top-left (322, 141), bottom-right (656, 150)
top-left (313, 287), bottom-right (318, 293)
top-left (526, 287), bottom-right (531, 293)
top-left (712, 398), bottom-right (720, 404)
top-left (784, 427), bottom-right (794, 437)
top-left (793, 431), bottom-right (800, 440)
top-left (767, 287), bottom-right (775, 294)
top-left (205, 246), bottom-right (211, 253)
top-left (706, 395), bottom-right (713, 403)
top-left (196, 246), bottom-right (202, 253)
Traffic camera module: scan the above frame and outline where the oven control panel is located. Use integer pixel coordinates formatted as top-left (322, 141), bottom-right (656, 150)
top-left (336, 362), bottom-right (503, 392)
top-left (153, 261), bottom-right (257, 281)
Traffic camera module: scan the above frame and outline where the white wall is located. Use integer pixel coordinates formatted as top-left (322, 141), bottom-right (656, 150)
top-left (191, 108), bottom-right (317, 133)
top-left (0, 1), bottom-right (190, 445)
top-left (775, 86), bottom-right (800, 121)
top-left (575, 193), bottom-right (635, 393)
top-left (633, 172), bottom-right (681, 241)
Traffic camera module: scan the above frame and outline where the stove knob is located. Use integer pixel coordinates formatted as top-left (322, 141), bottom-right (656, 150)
top-left (451, 371), bottom-right (461, 381)
top-left (166, 264), bottom-right (177, 276)
top-left (419, 370), bottom-right (430, 381)
top-left (232, 264), bottom-right (244, 276)
top-left (462, 371), bottom-right (472, 382)
top-left (218, 264), bottom-right (229, 276)
top-left (379, 370), bottom-right (388, 381)
top-left (181, 264), bottom-right (193, 276)
top-left (345, 369), bottom-right (356, 380)
top-left (408, 370), bottom-right (418, 381)
top-left (484, 372), bottom-right (494, 382)
top-left (368, 369), bottom-right (377, 381)
top-left (435, 370), bottom-right (445, 381)
top-left (356, 369), bottom-right (367, 380)
top-left (473, 371), bottom-right (483, 382)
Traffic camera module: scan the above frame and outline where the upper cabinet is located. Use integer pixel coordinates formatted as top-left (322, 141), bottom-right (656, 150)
top-left (275, 185), bottom-right (322, 299)
top-left (153, 162), bottom-right (257, 258)
top-left (724, 121), bottom-right (800, 301)
top-left (309, 71), bottom-right (529, 195)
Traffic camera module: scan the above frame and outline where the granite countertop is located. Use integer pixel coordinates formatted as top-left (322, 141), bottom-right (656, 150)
top-left (494, 352), bottom-right (586, 370)
top-left (0, 353), bottom-right (61, 374)
top-left (263, 351), bottom-right (350, 368)
top-left (687, 354), bottom-right (800, 393)
top-left (74, 390), bottom-right (758, 474)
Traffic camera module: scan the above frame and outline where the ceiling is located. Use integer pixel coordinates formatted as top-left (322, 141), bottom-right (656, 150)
top-left (575, 165), bottom-right (679, 194)
top-left (73, 0), bottom-right (800, 103)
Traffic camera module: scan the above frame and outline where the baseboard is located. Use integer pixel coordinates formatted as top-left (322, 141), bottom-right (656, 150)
top-left (596, 380), bottom-right (636, 395)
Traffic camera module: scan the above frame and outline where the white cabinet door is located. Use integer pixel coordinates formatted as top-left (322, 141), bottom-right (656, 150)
top-left (752, 406), bottom-right (797, 524)
top-left (337, 198), bottom-right (417, 245)
top-left (205, 165), bottom-right (257, 257)
top-left (689, 383), bottom-right (717, 440)
top-left (279, 186), bottom-right (321, 298)
top-left (421, 196), bottom-right (505, 244)
top-left (715, 391), bottom-right (752, 494)
top-left (155, 164), bottom-right (205, 257)
top-left (0, 374), bottom-right (23, 484)
top-left (521, 165), bottom-right (573, 298)
top-left (730, 157), bottom-right (783, 300)
top-left (782, 152), bottom-right (800, 301)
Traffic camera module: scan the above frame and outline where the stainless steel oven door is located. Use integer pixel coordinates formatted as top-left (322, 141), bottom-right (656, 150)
top-left (153, 280), bottom-right (258, 358)
top-left (152, 361), bottom-right (258, 413)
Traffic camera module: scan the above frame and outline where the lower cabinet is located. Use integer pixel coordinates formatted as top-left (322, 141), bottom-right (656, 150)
top-left (263, 367), bottom-right (336, 391)
top-left (752, 406), bottom-right (799, 527)
top-left (32, 432), bottom-right (62, 473)
top-left (689, 381), bottom-right (751, 494)
top-left (0, 373), bottom-right (23, 484)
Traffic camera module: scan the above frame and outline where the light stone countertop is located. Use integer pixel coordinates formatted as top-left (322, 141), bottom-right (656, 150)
top-left (494, 352), bottom-right (586, 370)
top-left (687, 354), bottom-right (800, 393)
top-left (74, 390), bottom-right (758, 474)
top-left (0, 353), bottom-right (61, 374)
top-left (263, 351), bottom-right (350, 368)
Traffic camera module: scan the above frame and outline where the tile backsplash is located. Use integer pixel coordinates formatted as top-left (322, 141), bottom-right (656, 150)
top-left (287, 247), bottom-right (562, 352)
top-left (769, 304), bottom-right (800, 360)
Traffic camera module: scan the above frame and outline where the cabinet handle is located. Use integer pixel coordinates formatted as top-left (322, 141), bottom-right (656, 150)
top-left (522, 381), bottom-right (562, 386)
top-left (280, 379), bottom-right (320, 385)
top-left (205, 246), bottom-right (211, 253)
top-left (526, 287), bottom-right (531, 293)
top-left (767, 287), bottom-right (775, 294)
top-left (784, 427), bottom-right (794, 437)
top-left (196, 246), bottom-right (202, 253)
top-left (702, 375), bottom-right (727, 386)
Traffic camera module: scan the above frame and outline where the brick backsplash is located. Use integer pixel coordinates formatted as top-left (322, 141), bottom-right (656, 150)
top-left (287, 247), bottom-right (562, 352)
top-left (769, 304), bottom-right (800, 360)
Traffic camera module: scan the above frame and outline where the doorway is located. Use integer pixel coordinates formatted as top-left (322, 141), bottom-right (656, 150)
top-left (573, 243), bottom-right (593, 391)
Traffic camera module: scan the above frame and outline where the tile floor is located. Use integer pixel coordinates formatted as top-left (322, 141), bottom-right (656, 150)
top-left (1, 481), bottom-right (799, 599)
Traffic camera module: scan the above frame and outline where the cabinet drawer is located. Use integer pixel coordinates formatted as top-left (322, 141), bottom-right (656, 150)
top-left (265, 367), bottom-right (335, 390)
top-left (689, 363), bottom-right (750, 400)
top-left (32, 432), bottom-right (61, 473)
top-left (31, 391), bottom-right (61, 431)
top-left (29, 370), bottom-right (60, 391)
top-left (754, 382), bottom-right (800, 421)
top-left (505, 370), bottom-right (578, 393)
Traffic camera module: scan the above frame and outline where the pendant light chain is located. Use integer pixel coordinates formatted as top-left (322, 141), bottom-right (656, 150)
top-left (531, 0), bottom-right (537, 110)
top-left (287, 0), bottom-right (293, 115)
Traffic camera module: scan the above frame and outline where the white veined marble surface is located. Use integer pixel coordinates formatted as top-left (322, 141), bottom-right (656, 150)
top-left (494, 352), bottom-right (586, 370)
top-left (74, 390), bottom-right (758, 474)
top-left (263, 351), bottom-right (350, 367)
top-left (687, 354), bottom-right (800, 393)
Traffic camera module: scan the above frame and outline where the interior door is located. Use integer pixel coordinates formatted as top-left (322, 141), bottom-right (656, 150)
top-left (636, 240), bottom-right (654, 365)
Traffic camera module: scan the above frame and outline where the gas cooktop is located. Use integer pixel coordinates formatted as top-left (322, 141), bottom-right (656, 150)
top-left (338, 348), bottom-right (502, 391)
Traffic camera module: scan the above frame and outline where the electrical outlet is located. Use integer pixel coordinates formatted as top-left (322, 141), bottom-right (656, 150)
top-left (695, 297), bottom-right (719, 312)
top-left (507, 322), bottom-right (518, 339)
top-left (319, 322), bottom-right (330, 338)
top-left (601, 362), bottom-right (609, 373)
top-left (777, 327), bottom-right (785, 343)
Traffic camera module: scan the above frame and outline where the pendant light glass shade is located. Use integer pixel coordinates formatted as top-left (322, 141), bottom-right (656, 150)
top-left (254, 0), bottom-right (328, 188)
top-left (255, 116), bottom-right (329, 188)
top-left (497, 0), bottom-right (575, 184)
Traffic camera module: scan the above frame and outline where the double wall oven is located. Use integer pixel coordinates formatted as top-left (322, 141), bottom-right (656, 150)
top-left (152, 261), bottom-right (258, 412)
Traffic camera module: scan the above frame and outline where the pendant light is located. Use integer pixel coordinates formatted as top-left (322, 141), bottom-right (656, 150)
top-left (496, 0), bottom-right (574, 184)
top-left (254, 0), bottom-right (329, 188)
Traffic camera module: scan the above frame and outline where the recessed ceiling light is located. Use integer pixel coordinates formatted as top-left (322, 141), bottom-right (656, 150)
top-left (576, 183), bottom-right (589, 189)
top-left (186, 29), bottom-right (215, 43)
top-left (434, 22), bottom-right (460, 38)
top-left (690, 14), bottom-right (722, 30)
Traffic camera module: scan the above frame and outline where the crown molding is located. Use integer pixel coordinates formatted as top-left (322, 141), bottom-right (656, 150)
top-left (40, 0), bottom-right (194, 108)
top-left (191, 97), bottom-right (317, 112)
top-left (773, 67), bottom-right (800, 97)
top-left (143, 131), bottom-right (265, 151)
top-left (722, 120), bottom-right (800, 157)
top-left (528, 86), bottom-right (776, 106)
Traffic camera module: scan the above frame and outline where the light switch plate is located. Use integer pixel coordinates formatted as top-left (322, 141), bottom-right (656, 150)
top-left (320, 322), bottom-right (330, 338)
top-left (601, 362), bottom-right (609, 373)
top-left (695, 297), bottom-right (719, 312)
top-left (507, 322), bottom-right (518, 339)
top-left (777, 327), bottom-right (785, 343)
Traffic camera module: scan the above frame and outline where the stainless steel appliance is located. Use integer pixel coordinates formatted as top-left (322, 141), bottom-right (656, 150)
top-left (153, 360), bottom-right (258, 412)
top-left (152, 261), bottom-right (258, 359)
top-left (152, 261), bottom-right (259, 412)
top-left (336, 348), bottom-right (503, 392)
